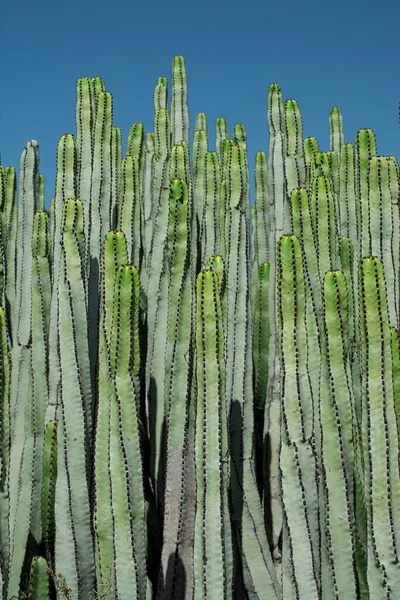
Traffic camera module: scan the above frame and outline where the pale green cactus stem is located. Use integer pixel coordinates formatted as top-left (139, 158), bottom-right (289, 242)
top-left (194, 268), bottom-right (233, 600)
top-left (41, 420), bottom-right (58, 570)
top-left (388, 157), bottom-right (400, 319)
top-left (118, 156), bottom-right (142, 270)
top-left (391, 327), bottom-right (400, 448)
top-left (329, 106), bottom-right (344, 155)
top-left (108, 264), bottom-right (147, 600)
top-left (233, 123), bottom-right (247, 152)
top-left (338, 143), bottom-right (356, 239)
top-left (216, 117), bottom-right (228, 164)
top-left (144, 108), bottom-right (170, 280)
top-left (358, 256), bottom-right (400, 596)
top-left (16, 140), bottom-right (40, 347)
top-left (27, 556), bottom-right (50, 599)
top-left (192, 128), bottom-right (208, 257)
top-left (355, 128), bottom-right (377, 257)
top-left (220, 138), bottom-right (233, 180)
top-left (55, 199), bottom-right (95, 600)
top-left (87, 90), bottom-right (113, 395)
top-left (76, 77), bottom-right (95, 245)
top-left (265, 82), bottom-right (289, 569)
top-left (30, 211), bottom-right (51, 547)
top-left (195, 112), bottom-right (207, 132)
top-left (170, 56), bottom-right (189, 147)
top-left (142, 132), bottom-right (155, 275)
top-left (310, 176), bottom-right (339, 282)
top-left (47, 134), bottom-right (78, 423)
top-left (284, 99), bottom-right (306, 197)
top-left (0, 166), bottom-right (16, 250)
top-left (154, 76), bottom-right (168, 112)
top-left (303, 136), bottom-right (319, 188)
top-left (277, 234), bottom-right (319, 599)
top-left (93, 231), bottom-right (128, 599)
top-left (1, 166), bottom-right (17, 341)
top-left (200, 151), bottom-right (221, 266)
top-left (320, 269), bottom-right (357, 598)
top-left (127, 123), bottom-right (145, 171)
top-left (365, 156), bottom-right (398, 325)
top-left (0, 306), bottom-right (10, 589)
top-left (250, 151), bottom-right (268, 316)
top-left (224, 143), bottom-right (279, 599)
top-left (158, 179), bottom-right (194, 599)
top-left (7, 140), bottom-right (44, 600)
top-left (126, 123), bottom-right (146, 262)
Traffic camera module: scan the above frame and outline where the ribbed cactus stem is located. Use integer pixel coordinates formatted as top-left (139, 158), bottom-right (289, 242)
top-left (358, 256), bottom-right (400, 596)
top-left (194, 269), bottom-right (233, 600)
top-left (109, 264), bottom-right (147, 600)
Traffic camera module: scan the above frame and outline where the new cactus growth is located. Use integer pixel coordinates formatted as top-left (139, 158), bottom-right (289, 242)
top-left (0, 55), bottom-right (399, 600)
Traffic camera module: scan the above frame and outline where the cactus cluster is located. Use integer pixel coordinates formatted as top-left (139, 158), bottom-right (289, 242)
top-left (0, 55), bottom-right (399, 600)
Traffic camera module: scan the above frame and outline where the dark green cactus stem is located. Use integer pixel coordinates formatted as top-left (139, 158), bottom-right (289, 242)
top-left (41, 420), bottom-right (58, 569)
top-left (27, 556), bottom-right (50, 600)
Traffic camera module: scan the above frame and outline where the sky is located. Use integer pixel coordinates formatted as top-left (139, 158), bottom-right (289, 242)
top-left (1, 0), bottom-right (399, 210)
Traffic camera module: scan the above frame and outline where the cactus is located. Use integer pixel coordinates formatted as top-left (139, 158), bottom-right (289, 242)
top-left (0, 55), bottom-right (399, 600)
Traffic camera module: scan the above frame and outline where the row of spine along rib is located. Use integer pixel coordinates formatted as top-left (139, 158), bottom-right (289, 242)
top-left (0, 54), bottom-right (399, 600)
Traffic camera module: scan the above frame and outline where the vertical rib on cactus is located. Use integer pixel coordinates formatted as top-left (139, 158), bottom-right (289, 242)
top-left (194, 269), bottom-right (233, 600)
top-left (200, 152), bottom-right (221, 266)
top-left (284, 99), bottom-right (306, 198)
top-left (355, 128), bottom-right (376, 258)
top-left (329, 106), bottom-right (344, 155)
top-left (30, 211), bottom-right (51, 546)
top-left (192, 129), bottom-right (208, 258)
top-left (55, 199), bottom-right (95, 600)
top-left (47, 134), bottom-right (78, 423)
top-left (170, 56), bottom-right (189, 147)
top-left (0, 307), bottom-right (10, 589)
top-left (365, 156), bottom-right (398, 325)
top-left (391, 327), bottom-right (400, 445)
top-left (158, 179), bottom-right (194, 599)
top-left (94, 231), bottom-right (128, 598)
top-left (358, 256), bottom-right (400, 595)
top-left (16, 140), bottom-right (40, 346)
top-left (87, 91), bottom-right (113, 400)
top-left (233, 123), bottom-right (247, 152)
top-left (224, 143), bottom-right (280, 599)
top-left (118, 156), bottom-right (142, 270)
top-left (108, 264), bottom-right (146, 600)
top-left (7, 140), bottom-right (42, 600)
top-left (278, 234), bottom-right (319, 598)
top-left (320, 270), bottom-right (357, 598)
top-left (76, 77), bottom-right (95, 244)
top-left (154, 76), bottom-right (168, 112)
top-left (265, 82), bottom-right (289, 571)
top-left (216, 117), bottom-right (228, 164)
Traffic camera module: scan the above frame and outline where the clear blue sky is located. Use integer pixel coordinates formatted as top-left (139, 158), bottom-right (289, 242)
top-left (1, 0), bottom-right (399, 210)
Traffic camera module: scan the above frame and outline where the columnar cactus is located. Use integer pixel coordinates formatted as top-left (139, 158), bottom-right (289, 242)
top-left (0, 55), bottom-right (399, 600)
